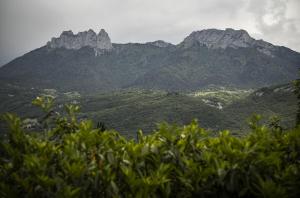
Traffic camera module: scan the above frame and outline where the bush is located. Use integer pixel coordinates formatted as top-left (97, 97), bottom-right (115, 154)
top-left (0, 96), bottom-right (300, 197)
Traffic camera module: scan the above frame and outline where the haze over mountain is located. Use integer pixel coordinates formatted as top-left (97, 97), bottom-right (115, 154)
top-left (0, 28), bottom-right (299, 93)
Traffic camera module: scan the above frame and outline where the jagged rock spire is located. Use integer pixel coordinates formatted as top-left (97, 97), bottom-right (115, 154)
top-left (47, 29), bottom-right (113, 53)
top-left (97, 29), bottom-right (113, 50)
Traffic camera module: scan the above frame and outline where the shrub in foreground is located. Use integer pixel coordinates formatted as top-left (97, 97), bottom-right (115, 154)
top-left (0, 97), bottom-right (300, 197)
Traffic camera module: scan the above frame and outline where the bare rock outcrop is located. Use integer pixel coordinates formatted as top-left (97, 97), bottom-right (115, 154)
top-left (181, 28), bottom-right (275, 56)
top-left (147, 40), bottom-right (174, 48)
top-left (47, 29), bottom-right (113, 55)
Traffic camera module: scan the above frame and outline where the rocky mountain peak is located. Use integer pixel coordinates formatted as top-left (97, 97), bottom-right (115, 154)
top-left (96, 29), bottom-right (113, 50)
top-left (47, 29), bottom-right (113, 54)
top-left (181, 28), bottom-right (276, 56)
top-left (147, 40), bottom-right (174, 48)
top-left (98, 29), bottom-right (108, 37)
top-left (61, 30), bottom-right (74, 36)
top-left (182, 28), bottom-right (254, 49)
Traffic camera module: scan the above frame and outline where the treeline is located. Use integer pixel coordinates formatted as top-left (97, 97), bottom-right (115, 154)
top-left (0, 95), bottom-right (300, 197)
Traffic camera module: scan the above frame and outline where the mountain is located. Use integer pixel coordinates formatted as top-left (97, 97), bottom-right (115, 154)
top-left (47, 29), bottom-right (113, 55)
top-left (132, 29), bottom-right (300, 90)
top-left (0, 28), bottom-right (299, 92)
top-left (182, 28), bottom-right (273, 51)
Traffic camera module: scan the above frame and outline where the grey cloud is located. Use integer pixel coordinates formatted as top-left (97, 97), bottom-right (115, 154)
top-left (246, 0), bottom-right (300, 50)
top-left (0, 0), bottom-right (299, 66)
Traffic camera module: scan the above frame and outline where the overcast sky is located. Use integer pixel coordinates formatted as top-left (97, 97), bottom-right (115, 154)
top-left (0, 0), bottom-right (299, 66)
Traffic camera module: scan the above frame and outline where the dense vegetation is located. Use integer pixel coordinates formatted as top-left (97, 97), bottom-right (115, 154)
top-left (1, 96), bottom-right (300, 197)
top-left (0, 83), bottom-right (297, 138)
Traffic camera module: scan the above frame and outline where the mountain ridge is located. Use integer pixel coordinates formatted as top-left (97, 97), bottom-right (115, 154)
top-left (0, 28), bottom-right (299, 93)
top-left (47, 28), bottom-right (113, 56)
top-left (180, 28), bottom-right (276, 57)
top-left (45, 28), bottom-right (293, 53)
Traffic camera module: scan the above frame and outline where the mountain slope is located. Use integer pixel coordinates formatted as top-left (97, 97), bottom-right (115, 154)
top-left (131, 29), bottom-right (300, 90)
top-left (0, 43), bottom-right (173, 92)
top-left (0, 83), bottom-right (297, 138)
top-left (0, 28), bottom-right (299, 92)
top-left (224, 83), bottom-right (297, 130)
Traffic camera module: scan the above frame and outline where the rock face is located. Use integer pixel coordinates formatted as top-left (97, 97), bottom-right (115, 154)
top-left (47, 29), bottom-right (113, 54)
top-left (181, 28), bottom-right (275, 56)
top-left (96, 29), bottom-right (113, 50)
top-left (147, 40), bottom-right (174, 48)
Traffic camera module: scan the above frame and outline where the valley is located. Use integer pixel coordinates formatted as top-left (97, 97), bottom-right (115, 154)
top-left (0, 82), bottom-right (296, 138)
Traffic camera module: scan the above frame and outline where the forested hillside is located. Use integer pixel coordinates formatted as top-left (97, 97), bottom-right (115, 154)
top-left (0, 83), bottom-right (297, 138)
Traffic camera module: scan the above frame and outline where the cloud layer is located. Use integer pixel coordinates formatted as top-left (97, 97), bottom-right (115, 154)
top-left (0, 0), bottom-right (299, 66)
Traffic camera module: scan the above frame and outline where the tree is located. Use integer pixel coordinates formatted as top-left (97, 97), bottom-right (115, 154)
top-left (294, 77), bottom-right (300, 126)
